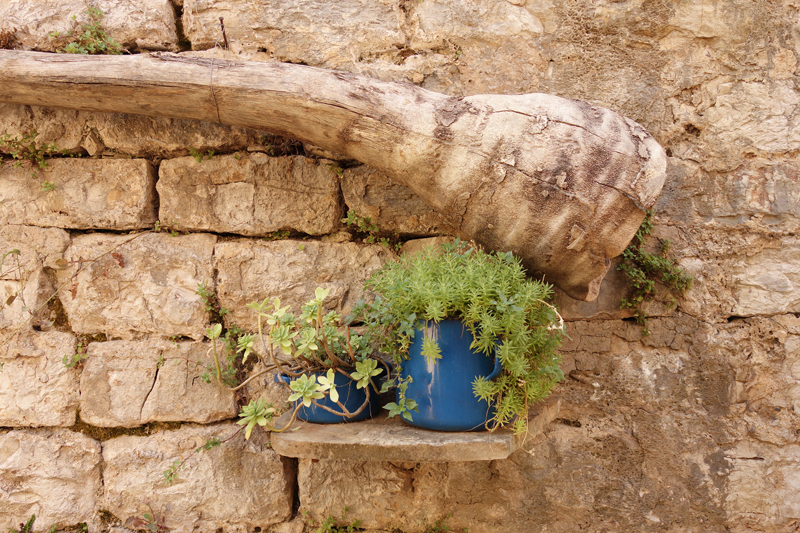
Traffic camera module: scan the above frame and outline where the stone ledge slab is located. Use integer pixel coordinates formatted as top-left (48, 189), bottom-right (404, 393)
top-left (215, 240), bottom-right (395, 332)
top-left (272, 396), bottom-right (560, 462)
top-left (79, 339), bottom-right (237, 428)
top-left (158, 153), bottom-right (342, 236)
top-left (0, 331), bottom-right (79, 427)
top-left (56, 232), bottom-right (216, 340)
top-left (0, 159), bottom-right (157, 230)
top-left (102, 422), bottom-right (294, 533)
top-left (0, 429), bottom-right (101, 530)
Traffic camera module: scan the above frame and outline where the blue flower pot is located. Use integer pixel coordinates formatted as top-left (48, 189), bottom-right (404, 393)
top-left (275, 370), bottom-right (382, 423)
top-left (401, 319), bottom-right (502, 431)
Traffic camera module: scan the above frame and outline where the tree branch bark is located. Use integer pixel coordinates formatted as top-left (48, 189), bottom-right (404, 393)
top-left (0, 50), bottom-right (667, 301)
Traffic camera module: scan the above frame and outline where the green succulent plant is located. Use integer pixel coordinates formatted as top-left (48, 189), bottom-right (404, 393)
top-left (359, 240), bottom-right (565, 434)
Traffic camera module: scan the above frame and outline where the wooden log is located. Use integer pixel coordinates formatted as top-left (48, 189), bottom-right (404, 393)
top-left (0, 50), bottom-right (667, 301)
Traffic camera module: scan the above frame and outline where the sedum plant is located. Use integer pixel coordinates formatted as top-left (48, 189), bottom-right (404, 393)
top-left (360, 240), bottom-right (565, 434)
top-left (207, 287), bottom-right (384, 438)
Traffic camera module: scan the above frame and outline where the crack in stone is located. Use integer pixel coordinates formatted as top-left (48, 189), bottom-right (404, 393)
top-left (140, 355), bottom-right (161, 420)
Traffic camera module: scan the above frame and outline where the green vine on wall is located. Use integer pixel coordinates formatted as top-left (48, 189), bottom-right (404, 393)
top-left (618, 211), bottom-right (692, 335)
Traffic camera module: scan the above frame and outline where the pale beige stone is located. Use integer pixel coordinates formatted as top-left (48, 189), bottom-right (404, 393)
top-left (678, 236), bottom-right (800, 321)
top-left (725, 442), bottom-right (800, 526)
top-left (182, 0), bottom-right (403, 68)
top-left (79, 339), bottom-right (236, 428)
top-left (0, 104), bottom-right (273, 160)
top-left (0, 159), bottom-right (157, 230)
top-left (0, 331), bottom-right (78, 427)
top-left (215, 240), bottom-right (395, 332)
top-left (341, 166), bottom-right (455, 236)
top-left (56, 232), bottom-right (216, 340)
top-left (102, 423), bottom-right (294, 533)
top-left (1, 0), bottom-right (177, 52)
top-left (0, 225), bottom-right (70, 333)
top-left (702, 81), bottom-right (800, 169)
top-left (655, 159), bottom-right (800, 228)
top-left (158, 153), bottom-right (342, 236)
top-left (92, 112), bottom-right (272, 159)
top-left (0, 429), bottom-right (101, 530)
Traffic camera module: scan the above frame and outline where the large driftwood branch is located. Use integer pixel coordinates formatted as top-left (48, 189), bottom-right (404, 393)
top-left (0, 50), bottom-right (666, 301)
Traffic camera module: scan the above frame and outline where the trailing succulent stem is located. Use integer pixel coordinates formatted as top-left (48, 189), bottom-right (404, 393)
top-left (618, 211), bottom-right (693, 335)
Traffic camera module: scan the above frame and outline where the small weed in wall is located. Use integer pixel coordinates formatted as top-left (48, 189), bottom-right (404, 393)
top-left (189, 147), bottom-right (214, 163)
top-left (618, 210), bottom-right (692, 335)
top-left (7, 514), bottom-right (59, 533)
top-left (342, 209), bottom-right (401, 251)
top-left (0, 130), bottom-right (70, 189)
top-left (62, 340), bottom-right (88, 368)
top-left (51, 7), bottom-right (122, 55)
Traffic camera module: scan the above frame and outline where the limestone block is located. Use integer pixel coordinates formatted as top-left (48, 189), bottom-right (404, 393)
top-left (701, 81), bottom-right (800, 170)
top-left (405, 0), bottom-right (548, 95)
top-left (0, 104), bottom-right (87, 154)
top-left (102, 423), bottom-right (294, 533)
top-left (724, 441), bottom-right (800, 527)
top-left (411, 0), bottom-right (545, 48)
top-left (678, 236), bottom-right (800, 320)
top-left (0, 331), bottom-right (78, 427)
top-left (0, 225), bottom-right (70, 333)
top-left (79, 339), bottom-right (236, 428)
top-left (341, 166), bottom-right (455, 236)
top-left (56, 232), bottom-right (216, 340)
top-left (215, 240), bottom-right (394, 332)
top-left (656, 159), bottom-right (800, 227)
top-left (297, 458), bottom-right (526, 532)
top-left (182, 0), bottom-right (403, 69)
top-left (91, 113), bottom-right (271, 159)
top-left (158, 154), bottom-right (342, 236)
top-left (0, 104), bottom-right (272, 159)
top-left (0, 159), bottom-right (157, 230)
top-left (1, 0), bottom-right (177, 52)
top-left (0, 429), bottom-right (101, 530)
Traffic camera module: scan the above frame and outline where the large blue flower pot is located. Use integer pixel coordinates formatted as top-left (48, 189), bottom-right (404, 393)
top-left (401, 319), bottom-right (502, 431)
top-left (276, 371), bottom-right (382, 423)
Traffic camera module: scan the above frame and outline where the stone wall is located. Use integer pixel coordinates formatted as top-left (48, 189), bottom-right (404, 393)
top-left (1, 1), bottom-right (798, 532)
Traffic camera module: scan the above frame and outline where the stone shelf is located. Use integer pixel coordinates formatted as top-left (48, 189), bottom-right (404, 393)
top-left (270, 396), bottom-right (560, 462)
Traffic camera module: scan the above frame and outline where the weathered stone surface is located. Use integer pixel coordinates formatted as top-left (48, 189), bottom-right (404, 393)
top-left (215, 240), bottom-right (394, 331)
top-left (0, 331), bottom-right (78, 427)
top-left (158, 153), bottom-right (342, 236)
top-left (656, 158), bottom-right (800, 229)
top-left (0, 225), bottom-right (70, 334)
top-left (0, 104), bottom-right (273, 159)
top-left (102, 423), bottom-right (294, 533)
top-left (725, 441), bottom-right (800, 529)
top-left (677, 232), bottom-right (800, 321)
top-left (298, 458), bottom-right (527, 532)
top-left (1, 0), bottom-right (177, 52)
top-left (341, 166), bottom-right (454, 236)
top-left (79, 339), bottom-right (236, 428)
top-left (91, 112), bottom-right (272, 159)
top-left (0, 429), bottom-right (101, 530)
top-left (0, 158), bottom-right (157, 230)
top-left (182, 0), bottom-right (403, 69)
top-left (56, 233), bottom-right (216, 340)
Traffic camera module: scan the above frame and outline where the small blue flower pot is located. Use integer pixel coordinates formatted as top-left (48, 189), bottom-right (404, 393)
top-left (401, 319), bottom-right (502, 432)
top-left (275, 370), bottom-right (382, 423)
